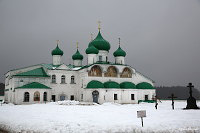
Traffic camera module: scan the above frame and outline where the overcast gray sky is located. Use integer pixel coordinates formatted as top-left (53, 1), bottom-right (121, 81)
top-left (0, 0), bottom-right (200, 89)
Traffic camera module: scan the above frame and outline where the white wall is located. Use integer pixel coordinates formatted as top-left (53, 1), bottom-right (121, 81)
top-left (87, 54), bottom-right (97, 65)
top-left (14, 89), bottom-right (51, 105)
top-left (53, 55), bottom-right (62, 65)
top-left (73, 60), bottom-right (82, 67)
top-left (83, 89), bottom-right (155, 104)
top-left (115, 56), bottom-right (125, 64)
top-left (48, 70), bottom-right (81, 101)
top-left (97, 50), bottom-right (108, 62)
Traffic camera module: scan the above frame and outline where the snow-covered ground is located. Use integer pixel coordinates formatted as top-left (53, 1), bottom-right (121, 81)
top-left (0, 100), bottom-right (200, 133)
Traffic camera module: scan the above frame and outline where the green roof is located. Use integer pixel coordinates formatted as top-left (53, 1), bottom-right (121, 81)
top-left (86, 80), bottom-right (104, 88)
top-left (51, 45), bottom-right (64, 56)
top-left (104, 81), bottom-right (120, 88)
top-left (72, 49), bottom-right (83, 60)
top-left (41, 64), bottom-right (61, 69)
top-left (14, 67), bottom-right (50, 77)
top-left (120, 82), bottom-right (136, 89)
top-left (15, 82), bottom-right (51, 89)
top-left (86, 45), bottom-right (99, 54)
top-left (89, 31), bottom-right (110, 51)
top-left (136, 82), bottom-right (155, 89)
top-left (85, 80), bottom-right (155, 89)
top-left (113, 46), bottom-right (126, 57)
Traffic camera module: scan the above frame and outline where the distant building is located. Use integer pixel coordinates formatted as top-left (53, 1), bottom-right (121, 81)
top-left (4, 26), bottom-right (155, 104)
top-left (0, 83), bottom-right (5, 101)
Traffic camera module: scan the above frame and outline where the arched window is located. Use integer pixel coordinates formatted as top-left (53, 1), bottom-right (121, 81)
top-left (61, 75), bottom-right (65, 83)
top-left (52, 75), bottom-right (56, 83)
top-left (34, 91), bottom-right (40, 101)
top-left (104, 66), bottom-right (118, 77)
top-left (24, 92), bottom-right (29, 102)
top-left (88, 65), bottom-right (102, 77)
top-left (71, 76), bottom-right (75, 84)
top-left (43, 92), bottom-right (47, 101)
top-left (120, 67), bottom-right (132, 78)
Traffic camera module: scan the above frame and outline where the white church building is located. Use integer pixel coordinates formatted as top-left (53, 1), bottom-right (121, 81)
top-left (4, 26), bottom-right (156, 105)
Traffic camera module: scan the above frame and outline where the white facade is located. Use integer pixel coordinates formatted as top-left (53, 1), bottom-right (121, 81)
top-left (4, 29), bottom-right (156, 105)
top-left (4, 63), bottom-right (155, 105)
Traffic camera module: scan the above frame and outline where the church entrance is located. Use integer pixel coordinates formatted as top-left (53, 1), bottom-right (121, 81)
top-left (92, 90), bottom-right (99, 103)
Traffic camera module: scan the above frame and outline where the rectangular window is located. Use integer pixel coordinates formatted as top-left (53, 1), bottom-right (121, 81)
top-left (131, 94), bottom-right (134, 100)
top-left (70, 95), bottom-right (74, 100)
top-left (145, 95), bottom-right (148, 100)
top-left (61, 75), bottom-right (65, 83)
top-left (114, 94), bottom-right (118, 100)
top-left (99, 56), bottom-right (102, 62)
top-left (52, 75), bottom-right (56, 83)
top-left (81, 94), bottom-right (83, 100)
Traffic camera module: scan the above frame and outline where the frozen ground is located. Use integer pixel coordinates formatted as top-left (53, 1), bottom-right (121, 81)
top-left (0, 100), bottom-right (200, 133)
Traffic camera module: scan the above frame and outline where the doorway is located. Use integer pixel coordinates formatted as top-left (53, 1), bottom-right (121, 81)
top-left (92, 90), bottom-right (99, 103)
top-left (51, 95), bottom-right (56, 102)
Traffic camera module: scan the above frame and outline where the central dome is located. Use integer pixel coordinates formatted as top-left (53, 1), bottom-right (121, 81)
top-left (89, 31), bottom-right (110, 51)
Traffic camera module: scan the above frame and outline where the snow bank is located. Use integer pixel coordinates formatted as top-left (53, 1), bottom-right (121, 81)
top-left (57, 100), bottom-right (80, 105)
top-left (0, 101), bottom-right (199, 133)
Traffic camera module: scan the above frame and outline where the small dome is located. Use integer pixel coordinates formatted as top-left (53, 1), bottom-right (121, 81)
top-left (120, 82), bottom-right (136, 89)
top-left (72, 49), bottom-right (83, 60)
top-left (104, 81), bottom-right (120, 88)
top-left (89, 31), bottom-right (110, 51)
top-left (86, 80), bottom-right (104, 88)
top-left (86, 45), bottom-right (99, 54)
top-left (136, 82), bottom-right (154, 89)
top-left (113, 46), bottom-right (126, 57)
top-left (51, 45), bottom-right (64, 56)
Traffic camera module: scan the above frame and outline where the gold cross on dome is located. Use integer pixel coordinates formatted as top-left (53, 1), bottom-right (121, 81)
top-left (76, 42), bottom-right (79, 49)
top-left (118, 38), bottom-right (121, 46)
top-left (98, 20), bottom-right (101, 30)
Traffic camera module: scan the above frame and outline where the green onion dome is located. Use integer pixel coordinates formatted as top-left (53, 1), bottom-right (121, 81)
top-left (89, 31), bottom-right (110, 51)
top-left (113, 46), bottom-right (126, 57)
top-left (72, 49), bottom-right (83, 60)
top-left (120, 82), bottom-right (136, 89)
top-left (104, 81), bottom-right (120, 88)
top-left (51, 45), bottom-right (64, 56)
top-left (136, 82), bottom-right (155, 89)
top-left (86, 80), bottom-right (104, 88)
top-left (85, 45), bottom-right (99, 54)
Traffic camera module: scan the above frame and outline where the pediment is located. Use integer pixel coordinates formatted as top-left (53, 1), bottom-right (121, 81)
top-left (56, 64), bottom-right (69, 70)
